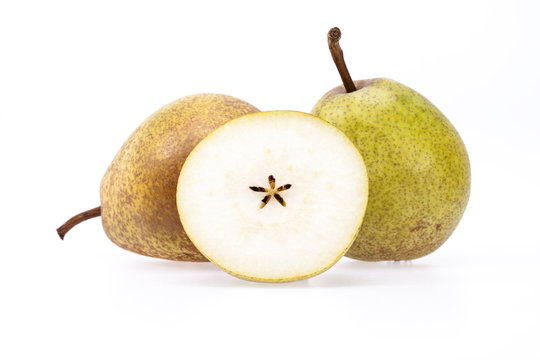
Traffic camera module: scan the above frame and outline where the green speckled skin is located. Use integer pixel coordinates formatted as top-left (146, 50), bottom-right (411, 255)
top-left (100, 94), bottom-right (259, 261)
top-left (313, 79), bottom-right (470, 261)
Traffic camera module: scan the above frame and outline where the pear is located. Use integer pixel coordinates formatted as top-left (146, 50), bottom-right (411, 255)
top-left (312, 28), bottom-right (471, 261)
top-left (57, 94), bottom-right (259, 261)
top-left (177, 111), bottom-right (369, 281)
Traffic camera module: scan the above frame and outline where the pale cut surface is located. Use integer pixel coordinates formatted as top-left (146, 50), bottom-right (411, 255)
top-left (177, 111), bottom-right (368, 282)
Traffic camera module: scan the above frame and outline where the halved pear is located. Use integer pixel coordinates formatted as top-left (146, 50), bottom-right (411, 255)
top-left (177, 111), bottom-right (369, 282)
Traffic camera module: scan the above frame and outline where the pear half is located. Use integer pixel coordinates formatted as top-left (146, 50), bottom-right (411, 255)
top-left (177, 111), bottom-right (369, 282)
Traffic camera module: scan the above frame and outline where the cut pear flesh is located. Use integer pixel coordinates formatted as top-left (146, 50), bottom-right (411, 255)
top-left (177, 111), bottom-right (369, 282)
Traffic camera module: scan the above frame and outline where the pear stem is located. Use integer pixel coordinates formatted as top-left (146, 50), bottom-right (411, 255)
top-left (327, 27), bottom-right (356, 93)
top-left (57, 206), bottom-right (101, 240)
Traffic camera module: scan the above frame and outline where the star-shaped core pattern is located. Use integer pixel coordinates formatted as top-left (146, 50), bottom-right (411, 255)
top-left (249, 175), bottom-right (292, 209)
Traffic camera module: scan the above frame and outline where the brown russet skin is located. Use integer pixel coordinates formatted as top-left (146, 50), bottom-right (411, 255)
top-left (100, 94), bottom-right (259, 261)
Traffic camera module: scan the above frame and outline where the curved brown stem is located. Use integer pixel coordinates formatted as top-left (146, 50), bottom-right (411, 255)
top-left (57, 206), bottom-right (101, 240)
top-left (327, 27), bottom-right (356, 93)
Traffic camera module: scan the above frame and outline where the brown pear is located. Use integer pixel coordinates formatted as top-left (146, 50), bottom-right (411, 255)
top-left (57, 94), bottom-right (259, 261)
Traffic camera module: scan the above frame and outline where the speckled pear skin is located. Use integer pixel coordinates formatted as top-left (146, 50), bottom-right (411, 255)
top-left (313, 78), bottom-right (470, 261)
top-left (100, 94), bottom-right (259, 261)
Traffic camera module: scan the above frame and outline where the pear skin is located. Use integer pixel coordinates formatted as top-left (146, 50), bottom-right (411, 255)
top-left (99, 94), bottom-right (259, 261)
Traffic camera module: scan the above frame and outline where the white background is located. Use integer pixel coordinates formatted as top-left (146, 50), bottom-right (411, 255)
top-left (1, 0), bottom-right (539, 359)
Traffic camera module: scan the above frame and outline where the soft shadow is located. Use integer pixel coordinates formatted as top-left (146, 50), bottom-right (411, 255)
top-left (127, 258), bottom-right (438, 288)
top-left (338, 259), bottom-right (435, 271)
top-left (193, 272), bottom-right (371, 288)
top-left (132, 258), bottom-right (218, 273)
top-left (129, 258), bottom-right (367, 288)
top-left (307, 272), bottom-right (371, 288)
top-left (198, 275), bottom-right (315, 288)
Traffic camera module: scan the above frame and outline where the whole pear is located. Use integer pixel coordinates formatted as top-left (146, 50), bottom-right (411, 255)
top-left (312, 29), bottom-right (470, 261)
top-left (58, 94), bottom-right (259, 261)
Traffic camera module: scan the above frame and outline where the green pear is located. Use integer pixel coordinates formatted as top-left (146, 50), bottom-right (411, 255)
top-left (312, 28), bottom-right (470, 261)
top-left (57, 94), bottom-right (259, 261)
